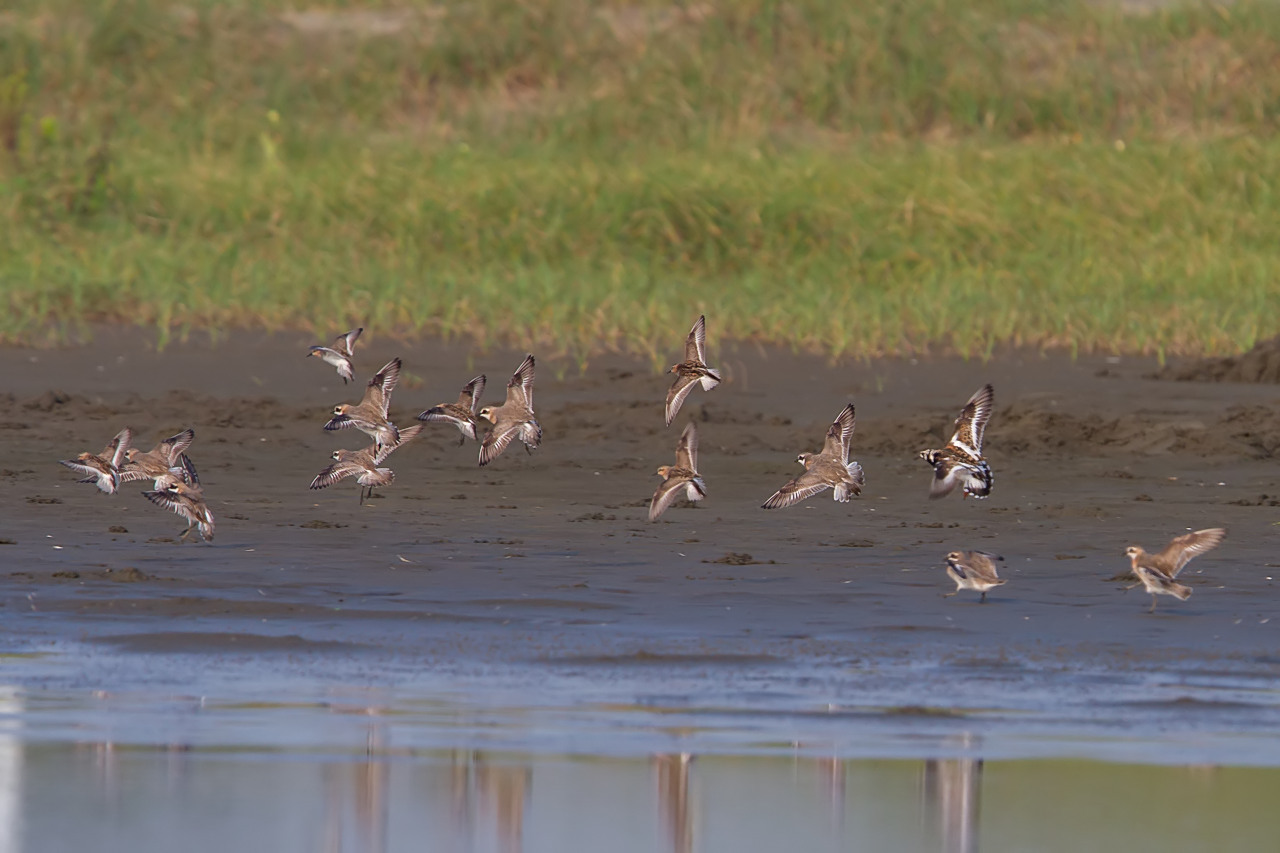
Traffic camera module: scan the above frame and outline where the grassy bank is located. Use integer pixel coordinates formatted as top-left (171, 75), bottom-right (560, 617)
top-left (1, 0), bottom-right (1279, 359)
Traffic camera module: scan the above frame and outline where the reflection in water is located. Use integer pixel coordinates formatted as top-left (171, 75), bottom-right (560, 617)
top-left (921, 744), bottom-right (983, 853)
top-left (474, 754), bottom-right (531, 853)
top-left (0, 688), bottom-right (21, 853)
top-left (323, 727), bottom-right (390, 853)
top-left (654, 753), bottom-right (693, 853)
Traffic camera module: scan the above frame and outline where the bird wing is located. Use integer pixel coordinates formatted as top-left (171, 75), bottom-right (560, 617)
top-left (676, 421), bottom-right (699, 471)
top-left (761, 470), bottom-right (831, 509)
top-left (309, 460), bottom-right (367, 490)
top-left (363, 358), bottom-right (401, 416)
top-left (479, 423), bottom-right (522, 466)
top-left (105, 428), bottom-right (133, 468)
top-left (507, 355), bottom-right (535, 411)
top-left (338, 327), bottom-right (363, 356)
top-left (649, 474), bottom-right (695, 521)
top-left (820, 403), bottom-right (856, 460)
top-left (374, 424), bottom-right (422, 464)
top-left (949, 384), bottom-right (994, 458)
top-left (929, 458), bottom-right (965, 499)
top-left (460, 375), bottom-right (487, 414)
top-left (160, 428), bottom-right (196, 465)
top-left (323, 414), bottom-right (362, 432)
top-left (664, 373), bottom-right (699, 427)
top-left (1160, 528), bottom-right (1226, 576)
top-left (685, 315), bottom-right (707, 364)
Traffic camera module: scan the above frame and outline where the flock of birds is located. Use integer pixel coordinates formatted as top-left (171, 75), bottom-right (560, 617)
top-left (58, 316), bottom-right (1227, 613)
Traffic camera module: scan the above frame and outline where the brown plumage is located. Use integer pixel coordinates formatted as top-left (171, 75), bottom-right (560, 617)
top-left (943, 550), bottom-right (1006, 603)
top-left (649, 421), bottom-right (705, 522)
top-left (60, 428), bottom-right (133, 495)
top-left (478, 355), bottom-right (541, 466)
top-left (324, 357), bottom-right (402, 449)
top-left (665, 315), bottom-right (721, 427)
top-left (417, 375), bottom-right (486, 445)
top-left (918, 384), bottom-right (994, 500)
top-left (762, 403), bottom-right (863, 509)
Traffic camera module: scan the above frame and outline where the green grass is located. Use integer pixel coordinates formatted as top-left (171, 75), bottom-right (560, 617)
top-left (1, 0), bottom-right (1279, 359)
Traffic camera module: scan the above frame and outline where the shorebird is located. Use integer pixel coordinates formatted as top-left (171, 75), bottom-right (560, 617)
top-left (119, 428), bottom-right (198, 488)
top-left (1122, 528), bottom-right (1225, 613)
top-left (762, 403), bottom-right (864, 509)
top-left (665, 315), bottom-right (721, 426)
top-left (478, 354), bottom-right (541, 466)
top-left (919, 384), bottom-right (995, 500)
top-left (649, 421), bottom-right (705, 521)
top-left (943, 550), bottom-right (1006, 603)
top-left (417, 374), bottom-right (487, 445)
top-left (143, 477), bottom-right (215, 542)
top-left (307, 327), bottom-right (363, 384)
top-left (60, 428), bottom-right (133, 495)
top-left (325, 357), bottom-right (402, 449)
top-left (310, 424), bottom-right (423, 504)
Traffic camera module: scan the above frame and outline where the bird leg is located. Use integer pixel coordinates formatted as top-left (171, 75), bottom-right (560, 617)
top-left (1121, 582), bottom-right (1141, 593)
top-left (524, 443), bottom-right (533, 456)
top-left (979, 592), bottom-right (988, 603)
top-left (457, 435), bottom-right (467, 447)
top-left (1149, 595), bottom-right (1158, 614)
top-left (941, 591), bottom-right (958, 598)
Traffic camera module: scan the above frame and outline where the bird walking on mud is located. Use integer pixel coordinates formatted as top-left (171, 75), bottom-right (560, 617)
top-left (417, 375), bottom-right (487, 445)
top-left (310, 424), bottom-right (423, 504)
top-left (762, 403), bottom-right (864, 509)
top-left (649, 421), bottom-right (705, 522)
top-left (919, 384), bottom-right (995, 500)
top-left (665, 315), bottom-right (721, 427)
top-left (60, 428), bottom-right (133, 495)
top-left (308, 327), bottom-right (363, 384)
top-left (943, 550), bottom-right (1006, 603)
top-left (1122, 528), bottom-right (1225, 613)
top-left (478, 354), bottom-right (541, 466)
top-left (325, 357), bottom-right (402, 450)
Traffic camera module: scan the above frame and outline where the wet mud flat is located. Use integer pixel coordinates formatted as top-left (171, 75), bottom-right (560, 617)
top-left (1, 329), bottom-right (1279, 761)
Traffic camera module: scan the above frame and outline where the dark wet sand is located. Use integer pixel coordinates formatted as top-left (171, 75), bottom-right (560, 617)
top-left (2, 329), bottom-right (1278, 760)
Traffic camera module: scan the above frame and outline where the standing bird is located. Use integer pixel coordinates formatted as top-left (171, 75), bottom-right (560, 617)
top-left (60, 428), bottom-right (133, 495)
top-left (119, 428), bottom-right (198, 488)
top-left (417, 375), bottom-right (487, 445)
top-left (649, 421), bottom-right (705, 522)
top-left (943, 550), bottom-right (1006, 603)
top-left (762, 403), bottom-right (864, 509)
top-left (142, 476), bottom-right (215, 543)
top-left (325, 357), bottom-right (402, 450)
top-left (665, 315), bottom-right (721, 427)
top-left (478, 354), bottom-right (541, 466)
top-left (1122, 528), bottom-right (1226, 613)
top-left (919, 384), bottom-right (995, 500)
top-left (310, 424), bottom-right (423, 504)
top-left (307, 327), bottom-right (363, 384)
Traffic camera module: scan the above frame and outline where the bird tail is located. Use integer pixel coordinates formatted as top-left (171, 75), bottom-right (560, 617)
top-left (846, 461), bottom-right (865, 491)
top-left (1171, 582), bottom-right (1192, 601)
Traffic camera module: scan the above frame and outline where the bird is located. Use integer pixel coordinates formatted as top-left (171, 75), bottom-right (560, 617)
top-left (649, 421), bottom-right (705, 522)
top-left (665, 315), bottom-right (721, 426)
top-left (1122, 528), bottom-right (1225, 613)
top-left (119, 428), bottom-right (198, 488)
top-left (1124, 528), bottom-right (1226, 579)
top-left (943, 550), bottom-right (1006, 603)
top-left (918, 384), bottom-right (995, 499)
top-left (142, 477), bottom-right (215, 543)
top-left (307, 327), bottom-right (363, 384)
top-left (417, 375), bottom-right (487, 445)
top-left (309, 424), bottom-right (423, 504)
top-left (762, 403), bottom-right (864, 509)
top-left (478, 354), bottom-right (541, 466)
top-left (60, 428), bottom-right (133, 495)
top-left (324, 357), bottom-right (402, 449)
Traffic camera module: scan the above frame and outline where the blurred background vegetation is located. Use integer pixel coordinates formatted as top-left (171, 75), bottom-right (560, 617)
top-left (1, 0), bottom-right (1278, 359)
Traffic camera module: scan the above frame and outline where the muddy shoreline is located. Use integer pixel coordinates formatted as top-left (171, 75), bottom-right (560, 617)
top-left (1, 329), bottom-right (1278, 760)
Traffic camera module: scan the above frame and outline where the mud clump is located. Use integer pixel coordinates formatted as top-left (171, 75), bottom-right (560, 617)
top-left (1156, 336), bottom-right (1280, 383)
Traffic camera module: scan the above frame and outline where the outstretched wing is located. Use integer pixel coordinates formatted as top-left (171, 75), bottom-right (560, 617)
top-left (820, 403), bottom-right (856, 460)
top-left (761, 470), bottom-right (831, 509)
top-left (479, 424), bottom-right (522, 466)
top-left (649, 474), bottom-right (698, 521)
top-left (105, 428), bottom-right (133, 468)
top-left (374, 424), bottom-right (422, 464)
top-left (665, 373), bottom-right (699, 427)
top-left (309, 460), bottom-right (366, 490)
top-left (1159, 527), bottom-right (1226, 576)
top-left (323, 414), bottom-right (362, 432)
top-left (929, 458), bottom-right (965, 499)
top-left (507, 355), bottom-right (535, 411)
top-left (338, 327), bottom-right (363, 356)
top-left (685, 315), bottom-right (707, 364)
top-left (949, 384), bottom-right (994, 458)
top-left (460, 375), bottom-right (487, 414)
top-left (160, 428), bottom-right (196, 465)
top-left (365, 358), bottom-right (402, 417)
top-left (676, 421), bottom-right (699, 471)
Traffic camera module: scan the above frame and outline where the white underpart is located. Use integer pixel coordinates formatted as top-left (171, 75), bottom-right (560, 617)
top-left (699, 375), bottom-right (719, 391)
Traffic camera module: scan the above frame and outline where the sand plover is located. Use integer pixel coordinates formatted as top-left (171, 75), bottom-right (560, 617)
top-left (1122, 528), bottom-right (1225, 613)
top-left (143, 477), bottom-right (215, 542)
top-left (762, 403), bottom-right (864, 509)
top-left (325, 357), bottom-right (402, 449)
top-left (943, 550), bottom-right (1006, 603)
top-left (310, 424), bottom-right (423, 504)
top-left (649, 421), bottom-right (705, 522)
top-left (919, 384), bottom-right (994, 500)
top-left (417, 375), bottom-right (487, 445)
top-left (60, 428), bottom-right (133, 495)
top-left (665, 315), bottom-right (721, 426)
top-left (120, 428), bottom-right (197, 488)
top-left (478, 354), bottom-right (541, 466)
top-left (307, 327), bottom-right (363, 384)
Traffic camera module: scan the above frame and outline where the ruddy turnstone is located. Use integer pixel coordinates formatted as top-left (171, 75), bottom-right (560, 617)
top-left (478, 354), bottom-right (541, 466)
top-left (307, 327), bottom-right (363, 384)
top-left (1122, 528), bottom-right (1225, 613)
top-left (119, 428), bottom-right (197, 488)
top-left (943, 550), bottom-right (1006, 603)
top-left (143, 477), bottom-right (215, 542)
top-left (325, 357), bottom-right (402, 449)
top-left (919, 384), bottom-right (995, 499)
top-left (310, 424), bottom-right (423, 504)
top-left (665, 315), bottom-right (721, 427)
top-left (649, 421), bottom-right (705, 522)
top-left (762, 403), bottom-right (864, 509)
top-left (60, 428), bottom-right (133, 495)
top-left (417, 374), bottom-right (487, 445)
